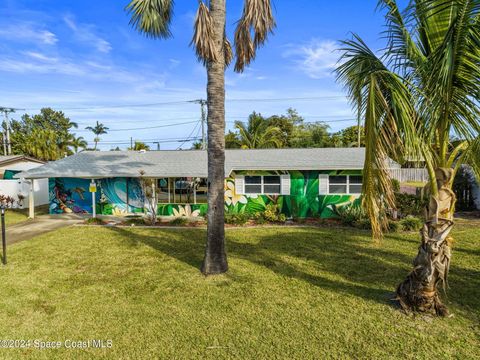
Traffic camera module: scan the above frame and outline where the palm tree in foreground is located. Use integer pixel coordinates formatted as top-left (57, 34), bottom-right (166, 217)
top-left (85, 121), bottom-right (109, 150)
top-left (126, 0), bottom-right (276, 274)
top-left (337, 0), bottom-right (479, 316)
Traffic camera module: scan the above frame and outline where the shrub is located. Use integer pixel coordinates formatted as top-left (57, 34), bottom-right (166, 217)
top-left (400, 216), bottom-right (423, 231)
top-left (170, 217), bottom-right (189, 226)
top-left (84, 217), bottom-right (106, 225)
top-left (334, 203), bottom-right (368, 227)
top-left (262, 204), bottom-right (286, 223)
top-left (225, 213), bottom-right (250, 225)
top-left (253, 212), bottom-right (266, 225)
top-left (391, 178), bottom-right (401, 193)
top-left (387, 220), bottom-right (401, 233)
top-left (124, 217), bottom-right (147, 226)
top-left (394, 193), bottom-right (427, 218)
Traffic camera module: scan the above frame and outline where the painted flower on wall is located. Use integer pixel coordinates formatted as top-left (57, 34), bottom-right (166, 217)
top-left (112, 206), bottom-right (128, 216)
top-left (172, 204), bottom-right (200, 217)
top-left (224, 180), bottom-right (256, 206)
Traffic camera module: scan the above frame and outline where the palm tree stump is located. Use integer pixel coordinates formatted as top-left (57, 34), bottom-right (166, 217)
top-left (396, 168), bottom-right (456, 317)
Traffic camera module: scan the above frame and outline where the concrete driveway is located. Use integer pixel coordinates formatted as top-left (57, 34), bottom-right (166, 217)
top-left (5, 215), bottom-right (84, 245)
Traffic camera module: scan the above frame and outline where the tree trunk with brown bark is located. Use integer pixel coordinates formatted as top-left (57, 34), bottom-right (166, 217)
top-left (201, 0), bottom-right (228, 275)
top-left (395, 168), bottom-right (456, 316)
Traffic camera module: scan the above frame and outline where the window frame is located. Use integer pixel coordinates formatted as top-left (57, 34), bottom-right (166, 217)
top-left (326, 175), bottom-right (363, 195)
top-left (244, 175), bottom-right (282, 195)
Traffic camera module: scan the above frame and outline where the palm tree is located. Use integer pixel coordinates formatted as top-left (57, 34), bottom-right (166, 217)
top-left (126, 0), bottom-right (276, 275)
top-left (234, 112), bottom-right (284, 148)
top-left (85, 121), bottom-right (109, 150)
top-left (70, 136), bottom-right (88, 153)
top-left (336, 0), bottom-right (479, 316)
top-left (129, 141), bottom-right (150, 151)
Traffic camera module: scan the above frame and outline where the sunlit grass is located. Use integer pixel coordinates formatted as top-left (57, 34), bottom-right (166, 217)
top-left (0, 224), bottom-right (478, 359)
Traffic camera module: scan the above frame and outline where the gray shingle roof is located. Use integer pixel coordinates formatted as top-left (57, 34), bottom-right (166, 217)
top-left (0, 155), bottom-right (45, 166)
top-left (17, 148), bottom-right (399, 179)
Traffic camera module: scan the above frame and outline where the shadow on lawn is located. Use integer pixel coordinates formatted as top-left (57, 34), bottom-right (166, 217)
top-left (107, 226), bottom-right (479, 310)
top-left (109, 226), bottom-right (412, 307)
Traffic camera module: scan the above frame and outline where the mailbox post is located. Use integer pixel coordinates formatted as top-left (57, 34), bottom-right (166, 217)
top-left (89, 180), bottom-right (97, 218)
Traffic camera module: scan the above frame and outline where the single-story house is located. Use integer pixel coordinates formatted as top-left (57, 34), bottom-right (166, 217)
top-left (0, 155), bottom-right (49, 208)
top-left (17, 148), bottom-right (400, 219)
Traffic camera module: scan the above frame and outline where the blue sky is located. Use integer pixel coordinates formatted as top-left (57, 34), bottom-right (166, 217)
top-left (0, 0), bottom-right (404, 150)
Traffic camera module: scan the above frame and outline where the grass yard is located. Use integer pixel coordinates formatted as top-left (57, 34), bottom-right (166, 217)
top-left (0, 224), bottom-right (478, 359)
top-left (4, 206), bottom-right (50, 226)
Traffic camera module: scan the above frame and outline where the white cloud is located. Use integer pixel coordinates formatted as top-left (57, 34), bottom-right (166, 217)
top-left (283, 39), bottom-right (339, 79)
top-left (64, 15), bottom-right (112, 53)
top-left (0, 22), bottom-right (57, 45)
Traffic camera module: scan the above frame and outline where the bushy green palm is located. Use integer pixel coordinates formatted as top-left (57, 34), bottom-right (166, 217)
top-left (336, 0), bottom-right (479, 316)
top-left (234, 112), bottom-right (283, 148)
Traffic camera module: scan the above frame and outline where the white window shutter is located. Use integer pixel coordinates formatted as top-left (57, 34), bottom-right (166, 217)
top-left (235, 175), bottom-right (245, 195)
top-left (319, 174), bottom-right (329, 195)
top-left (280, 174), bottom-right (291, 195)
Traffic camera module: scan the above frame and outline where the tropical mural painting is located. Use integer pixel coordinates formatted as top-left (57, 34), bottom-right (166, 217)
top-left (224, 170), bottom-right (361, 219)
top-left (49, 170), bottom-right (361, 218)
top-left (49, 177), bottom-right (144, 215)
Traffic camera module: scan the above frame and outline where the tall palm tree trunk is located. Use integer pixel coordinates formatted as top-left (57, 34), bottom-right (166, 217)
top-left (396, 168), bottom-right (456, 316)
top-left (201, 0), bottom-right (228, 274)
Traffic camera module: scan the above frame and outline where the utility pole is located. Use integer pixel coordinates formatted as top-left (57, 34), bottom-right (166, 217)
top-left (153, 142), bottom-right (160, 151)
top-left (190, 99), bottom-right (207, 150)
top-left (0, 108), bottom-right (15, 155)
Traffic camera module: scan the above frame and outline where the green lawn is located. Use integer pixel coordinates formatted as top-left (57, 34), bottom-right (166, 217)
top-left (4, 206), bottom-right (50, 226)
top-left (0, 224), bottom-right (478, 359)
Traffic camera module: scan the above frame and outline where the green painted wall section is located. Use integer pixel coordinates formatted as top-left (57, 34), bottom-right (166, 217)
top-left (155, 170), bottom-right (362, 219)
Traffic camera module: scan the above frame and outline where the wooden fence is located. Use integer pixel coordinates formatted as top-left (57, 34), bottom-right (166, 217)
top-left (388, 168), bottom-right (429, 183)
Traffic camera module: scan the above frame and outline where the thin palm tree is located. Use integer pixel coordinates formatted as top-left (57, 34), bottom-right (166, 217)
top-left (85, 121), bottom-right (109, 150)
top-left (336, 0), bottom-right (479, 316)
top-left (70, 136), bottom-right (88, 153)
top-left (126, 0), bottom-right (276, 275)
top-left (234, 112), bottom-right (284, 148)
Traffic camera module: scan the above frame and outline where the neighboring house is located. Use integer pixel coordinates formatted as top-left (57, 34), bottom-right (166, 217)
top-left (18, 148), bottom-right (400, 219)
top-left (0, 155), bottom-right (49, 208)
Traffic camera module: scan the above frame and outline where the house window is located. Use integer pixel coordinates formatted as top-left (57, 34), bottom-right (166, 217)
top-left (329, 176), bottom-right (348, 194)
top-left (349, 176), bottom-right (363, 194)
top-left (245, 175), bottom-right (281, 195)
top-left (322, 175), bottom-right (363, 194)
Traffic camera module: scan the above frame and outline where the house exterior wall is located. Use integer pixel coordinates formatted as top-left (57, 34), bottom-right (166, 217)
top-left (49, 170), bottom-right (362, 218)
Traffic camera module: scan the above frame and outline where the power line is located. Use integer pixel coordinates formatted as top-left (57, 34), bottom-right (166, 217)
top-left (16, 95), bottom-right (348, 112)
top-left (177, 120), bottom-right (201, 150)
top-left (78, 120), bottom-right (198, 133)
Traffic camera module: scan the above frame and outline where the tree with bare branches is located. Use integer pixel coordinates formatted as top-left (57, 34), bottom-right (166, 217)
top-left (125, 0), bottom-right (276, 275)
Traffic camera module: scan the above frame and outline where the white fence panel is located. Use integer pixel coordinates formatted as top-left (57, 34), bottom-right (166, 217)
top-left (389, 168), bottom-right (429, 183)
top-left (0, 179), bottom-right (49, 208)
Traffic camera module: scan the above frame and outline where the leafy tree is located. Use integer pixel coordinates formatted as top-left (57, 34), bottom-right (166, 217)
top-left (234, 112), bottom-right (283, 149)
top-left (290, 122), bottom-right (331, 148)
top-left (330, 126), bottom-right (365, 147)
top-left (128, 141), bottom-right (150, 151)
top-left (224, 131), bottom-right (241, 149)
top-left (126, 0), bottom-right (276, 275)
top-left (10, 108), bottom-right (79, 160)
top-left (85, 121), bottom-right (109, 150)
top-left (336, 0), bottom-right (480, 316)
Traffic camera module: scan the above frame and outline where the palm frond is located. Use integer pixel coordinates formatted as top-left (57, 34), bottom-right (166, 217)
top-left (224, 36), bottom-right (233, 67)
top-left (191, 1), bottom-right (218, 65)
top-left (337, 34), bottom-right (419, 238)
top-left (234, 0), bottom-right (276, 72)
top-left (234, 20), bottom-right (255, 72)
top-left (125, 0), bottom-right (174, 39)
